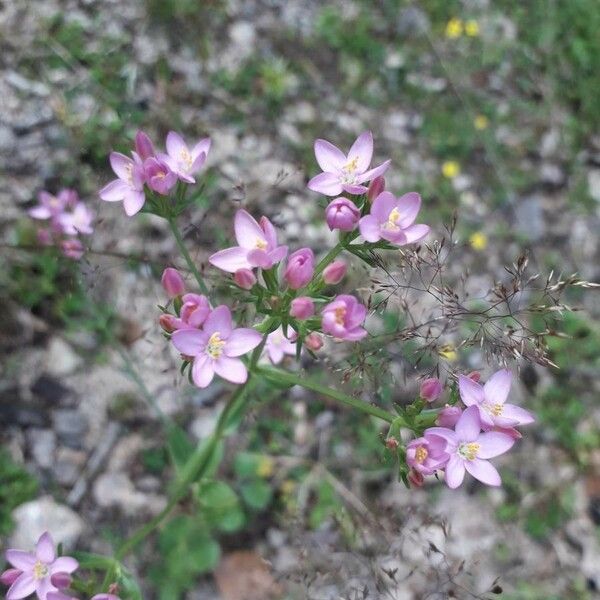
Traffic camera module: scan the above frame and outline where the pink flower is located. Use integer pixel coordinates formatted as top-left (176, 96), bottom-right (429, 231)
top-left (233, 269), bottom-right (257, 290)
top-left (305, 332), bottom-right (323, 351)
top-left (99, 152), bottom-right (146, 216)
top-left (171, 305), bottom-right (261, 387)
top-left (321, 295), bottom-right (367, 341)
top-left (308, 131), bottom-right (391, 196)
top-left (322, 260), bottom-right (347, 285)
top-left (436, 405), bottom-right (462, 428)
top-left (290, 297), bottom-right (315, 319)
top-left (134, 130), bottom-right (155, 160)
top-left (178, 293), bottom-right (211, 329)
top-left (209, 210), bottom-right (288, 273)
top-left (284, 248), bottom-right (314, 290)
top-left (36, 228), bottom-right (53, 246)
top-left (58, 204), bottom-right (94, 236)
top-left (161, 268), bottom-right (185, 298)
top-left (161, 131), bottom-right (211, 183)
top-left (0, 570), bottom-right (21, 586)
top-left (367, 176), bottom-right (385, 203)
top-left (159, 314), bottom-right (178, 333)
top-left (325, 197), bottom-right (360, 231)
top-left (420, 378), bottom-right (443, 402)
top-left (406, 436), bottom-right (449, 475)
top-left (3, 531), bottom-right (78, 600)
top-left (359, 191), bottom-right (430, 246)
top-left (144, 156), bottom-right (177, 195)
top-left (265, 327), bottom-right (297, 364)
top-left (458, 369), bottom-right (535, 429)
top-left (425, 406), bottom-right (515, 488)
top-left (60, 239), bottom-right (84, 260)
top-left (28, 190), bottom-right (71, 222)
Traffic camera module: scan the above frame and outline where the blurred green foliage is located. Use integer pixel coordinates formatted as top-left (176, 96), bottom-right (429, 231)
top-left (0, 450), bottom-right (38, 536)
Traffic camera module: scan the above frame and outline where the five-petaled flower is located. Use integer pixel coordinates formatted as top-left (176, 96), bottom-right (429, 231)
top-left (161, 131), bottom-right (211, 183)
top-left (264, 327), bottom-right (297, 364)
top-left (321, 295), bottom-right (368, 341)
top-left (99, 152), bottom-right (146, 216)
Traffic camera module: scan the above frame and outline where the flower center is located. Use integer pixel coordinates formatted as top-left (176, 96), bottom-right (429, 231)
top-left (179, 148), bottom-right (192, 170)
top-left (33, 561), bottom-right (49, 580)
top-left (343, 156), bottom-right (359, 173)
top-left (458, 442), bottom-right (480, 461)
top-left (384, 207), bottom-right (401, 230)
top-left (125, 162), bottom-right (133, 185)
top-left (255, 238), bottom-right (268, 250)
top-left (206, 332), bottom-right (226, 359)
top-left (334, 307), bottom-right (346, 325)
top-left (415, 445), bottom-right (428, 463)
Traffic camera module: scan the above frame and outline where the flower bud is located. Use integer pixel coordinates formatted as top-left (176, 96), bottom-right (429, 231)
top-left (467, 371), bottom-right (481, 382)
top-left (290, 297), bottom-right (315, 319)
top-left (385, 436), bottom-right (399, 450)
top-left (284, 248), bottom-right (315, 290)
top-left (420, 377), bottom-right (443, 403)
top-left (407, 469), bottom-right (424, 488)
top-left (305, 332), bottom-right (323, 351)
top-left (135, 130), bottom-right (155, 160)
top-left (0, 569), bottom-right (21, 586)
top-left (180, 293), bottom-right (210, 328)
top-left (325, 197), bottom-right (360, 231)
top-left (51, 572), bottom-right (72, 588)
top-left (323, 260), bottom-right (347, 285)
top-left (36, 228), bottom-right (52, 246)
top-left (61, 239), bottom-right (84, 260)
top-left (436, 405), bottom-right (462, 427)
top-left (367, 176), bottom-right (385, 203)
top-left (159, 314), bottom-right (178, 333)
top-left (161, 268), bottom-right (186, 298)
top-left (233, 268), bottom-right (256, 290)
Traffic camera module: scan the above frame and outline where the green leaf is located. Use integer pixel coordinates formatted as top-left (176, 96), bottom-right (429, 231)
top-left (197, 481), bottom-right (246, 533)
top-left (240, 480), bottom-right (273, 510)
top-left (166, 424), bottom-right (194, 473)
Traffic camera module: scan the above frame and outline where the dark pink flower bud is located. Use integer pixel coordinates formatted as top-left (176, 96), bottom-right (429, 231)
top-left (367, 176), bottom-right (385, 203)
top-left (51, 572), bottom-right (72, 588)
top-left (420, 377), bottom-right (443, 402)
top-left (161, 268), bottom-right (185, 297)
top-left (325, 197), bottom-right (360, 231)
top-left (159, 314), bottom-right (178, 333)
top-left (385, 436), bottom-right (399, 450)
top-left (467, 371), bottom-right (481, 382)
top-left (60, 239), bottom-right (84, 260)
top-left (284, 248), bottom-right (315, 290)
top-left (135, 130), bottom-right (156, 161)
top-left (290, 296), bottom-right (315, 319)
top-left (408, 469), bottom-right (424, 488)
top-left (0, 569), bottom-right (21, 586)
top-left (233, 268), bottom-right (257, 290)
top-left (436, 405), bottom-right (462, 427)
top-left (322, 260), bottom-right (347, 285)
top-left (305, 332), bottom-right (323, 351)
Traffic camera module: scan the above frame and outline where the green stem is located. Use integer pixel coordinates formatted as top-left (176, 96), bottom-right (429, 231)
top-left (256, 365), bottom-right (397, 424)
top-left (168, 217), bottom-right (209, 295)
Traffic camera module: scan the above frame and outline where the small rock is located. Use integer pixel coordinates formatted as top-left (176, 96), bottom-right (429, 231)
top-left (93, 472), bottom-right (166, 516)
top-left (27, 428), bottom-right (56, 469)
top-left (54, 448), bottom-right (86, 486)
top-left (10, 496), bottom-right (84, 551)
top-left (515, 195), bottom-right (545, 241)
top-left (45, 337), bottom-right (83, 377)
top-left (587, 169), bottom-right (600, 202)
top-left (53, 409), bottom-right (88, 448)
top-left (31, 375), bottom-right (72, 405)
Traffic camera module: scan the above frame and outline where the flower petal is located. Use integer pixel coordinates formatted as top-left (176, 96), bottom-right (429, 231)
top-left (192, 137), bottom-right (211, 160)
top-left (500, 403), bottom-right (535, 425)
top-left (455, 405), bottom-right (482, 442)
top-left (484, 369), bottom-right (512, 405)
top-left (234, 210), bottom-right (265, 248)
top-left (29, 206), bottom-right (52, 219)
top-left (50, 557), bottom-right (79, 575)
top-left (109, 152), bottom-right (133, 181)
top-left (5, 551), bottom-right (36, 571)
top-left (203, 305), bottom-right (233, 337)
top-left (224, 328), bottom-right (262, 357)
top-left (402, 224), bottom-right (430, 244)
top-left (6, 572), bottom-right (36, 600)
top-left (36, 532), bottom-right (56, 563)
top-left (209, 247), bottom-right (252, 273)
top-left (192, 354), bottom-right (215, 388)
top-left (370, 191), bottom-right (397, 222)
top-left (247, 249), bottom-right (272, 269)
top-left (166, 131), bottom-right (187, 159)
top-left (477, 432), bottom-right (515, 459)
top-left (348, 131), bottom-right (373, 173)
top-left (307, 172), bottom-right (343, 196)
top-left (358, 215), bottom-right (381, 243)
top-left (356, 159), bottom-right (391, 183)
top-left (123, 191), bottom-right (145, 216)
top-left (458, 375), bottom-right (485, 406)
top-left (213, 356), bottom-right (248, 384)
top-left (464, 458), bottom-right (501, 486)
top-left (444, 454), bottom-right (465, 489)
top-left (171, 329), bottom-right (207, 356)
top-left (395, 192), bottom-right (421, 228)
top-left (99, 180), bottom-right (128, 202)
top-left (314, 139), bottom-right (346, 172)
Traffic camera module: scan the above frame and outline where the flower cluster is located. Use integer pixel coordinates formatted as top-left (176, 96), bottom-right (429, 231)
top-left (28, 189), bottom-right (94, 260)
top-left (99, 130), bottom-right (210, 216)
top-left (1, 532), bottom-right (118, 600)
top-left (405, 370), bottom-right (535, 488)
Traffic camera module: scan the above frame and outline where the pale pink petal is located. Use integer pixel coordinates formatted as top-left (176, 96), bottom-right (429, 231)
top-left (500, 403), bottom-right (535, 425)
top-left (342, 327), bottom-right (368, 341)
top-left (234, 210), bottom-right (266, 248)
top-left (348, 131), bottom-right (373, 172)
top-left (477, 432), bottom-right (515, 458)
top-left (341, 183), bottom-right (368, 195)
top-left (109, 152), bottom-right (133, 181)
top-left (209, 247), bottom-right (251, 273)
top-left (402, 224), bottom-right (430, 244)
top-left (483, 369), bottom-right (512, 405)
top-left (379, 227), bottom-right (407, 245)
top-left (458, 375), bottom-right (485, 406)
top-left (171, 329), bottom-right (207, 356)
top-left (189, 152), bottom-right (206, 174)
top-left (5, 550), bottom-right (36, 571)
top-left (36, 532), bottom-right (55, 563)
top-left (395, 192), bottom-right (421, 228)
top-left (267, 245), bottom-right (288, 265)
top-left (314, 139), bottom-right (346, 172)
top-left (213, 356), bottom-right (248, 384)
top-left (477, 406), bottom-right (496, 428)
top-left (123, 191), bottom-right (145, 216)
top-left (192, 355), bottom-right (214, 388)
top-left (455, 406), bottom-right (482, 442)
top-left (6, 573), bottom-right (36, 600)
top-left (424, 427), bottom-right (457, 448)
top-left (36, 577), bottom-right (57, 599)
top-left (192, 137), bottom-right (211, 160)
top-left (29, 206), bottom-right (52, 219)
top-left (203, 305), bottom-right (233, 337)
top-left (247, 249), bottom-right (272, 269)
top-left (444, 454), bottom-right (465, 489)
top-left (224, 328), bottom-right (262, 357)
top-left (268, 345), bottom-right (284, 364)
top-left (370, 191), bottom-right (397, 221)
top-left (358, 215), bottom-right (381, 242)
top-left (166, 131), bottom-right (188, 159)
top-left (464, 458), bottom-right (501, 486)
top-left (99, 180), bottom-right (128, 202)
top-left (356, 159), bottom-right (391, 183)
top-left (307, 172), bottom-right (343, 196)
top-left (259, 216), bottom-right (277, 248)
top-left (49, 557), bottom-right (79, 575)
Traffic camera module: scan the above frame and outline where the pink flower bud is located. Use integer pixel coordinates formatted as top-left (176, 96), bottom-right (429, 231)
top-left (290, 297), bottom-right (315, 319)
top-left (284, 248), bottom-right (315, 290)
top-left (159, 314), bottom-right (178, 333)
top-left (325, 197), bottom-right (360, 231)
top-left (385, 436), bottom-right (399, 450)
top-left (0, 569), bottom-right (21, 586)
top-left (161, 268), bottom-right (185, 297)
top-left (467, 371), bottom-right (481, 382)
top-left (180, 293), bottom-right (211, 328)
top-left (367, 176), bottom-right (385, 203)
top-left (420, 377), bottom-right (443, 402)
top-left (436, 405), bottom-right (462, 427)
top-left (493, 426), bottom-right (522, 440)
top-left (305, 332), bottom-right (323, 351)
top-left (323, 260), bottom-right (347, 285)
top-left (36, 228), bottom-right (52, 246)
top-left (233, 268), bottom-right (256, 290)
top-left (51, 572), bottom-right (72, 588)
top-left (60, 239), bottom-right (84, 260)
top-left (408, 469), bottom-right (424, 488)
top-left (135, 130), bottom-right (155, 161)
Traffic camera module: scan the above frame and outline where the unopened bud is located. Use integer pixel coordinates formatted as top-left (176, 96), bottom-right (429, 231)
top-left (0, 569), bottom-right (21, 586)
top-left (51, 572), bottom-right (72, 588)
top-left (290, 297), bottom-right (315, 319)
top-left (385, 436), bottom-right (399, 450)
top-left (322, 260), bottom-right (347, 285)
top-left (305, 332), bottom-right (323, 351)
top-left (408, 469), bottom-right (424, 488)
top-left (161, 268), bottom-right (185, 298)
top-left (233, 268), bottom-right (256, 290)
top-left (420, 377), bottom-right (443, 402)
top-left (436, 405), bottom-right (462, 427)
top-left (467, 371), bottom-right (481, 382)
top-left (159, 314), bottom-right (178, 333)
top-left (367, 176), bottom-right (385, 203)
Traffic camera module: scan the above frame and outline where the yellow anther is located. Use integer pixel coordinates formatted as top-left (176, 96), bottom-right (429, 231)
top-left (206, 332), bottom-right (226, 359)
top-left (334, 307), bottom-right (346, 325)
top-left (255, 238), bottom-right (268, 250)
top-left (459, 442), bottom-right (480, 461)
top-left (415, 446), bottom-right (428, 464)
top-left (33, 561), bottom-right (49, 580)
top-left (344, 156), bottom-right (359, 173)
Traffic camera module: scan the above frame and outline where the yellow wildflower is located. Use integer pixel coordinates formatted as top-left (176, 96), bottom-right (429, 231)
top-left (439, 345), bottom-right (458, 362)
top-left (474, 115), bottom-right (489, 130)
top-left (280, 480), bottom-right (296, 496)
top-left (442, 161), bottom-right (460, 179)
top-left (465, 20), bottom-right (480, 37)
top-left (445, 18), bottom-right (463, 39)
top-left (256, 456), bottom-right (274, 478)
top-left (469, 231), bottom-right (488, 251)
